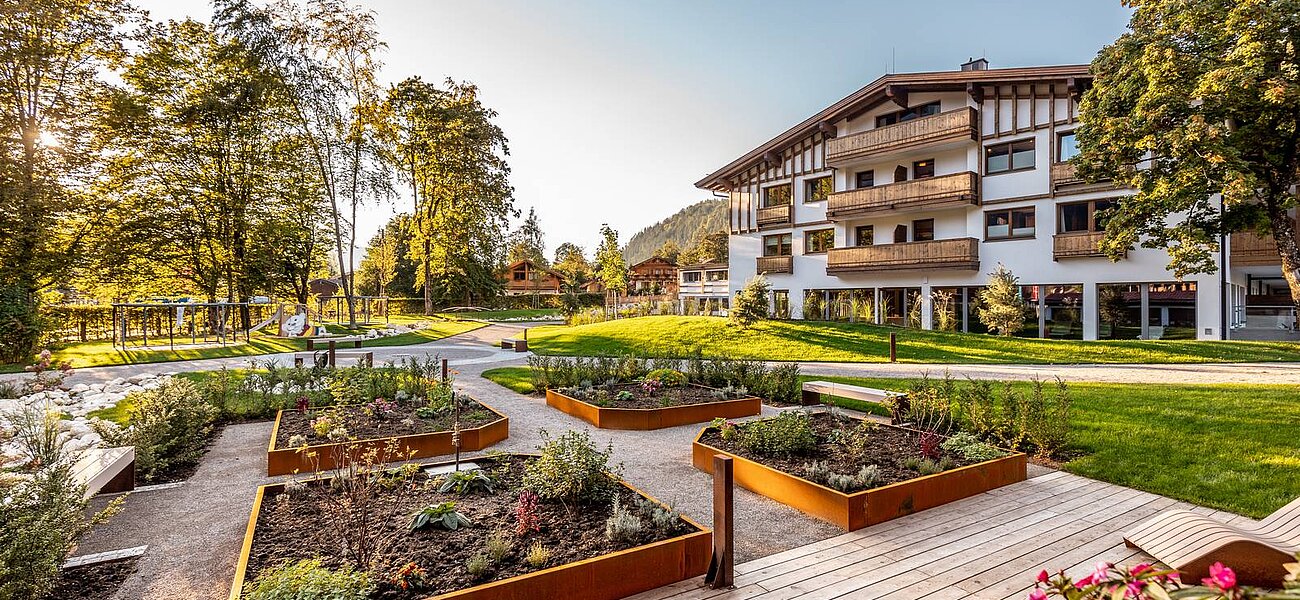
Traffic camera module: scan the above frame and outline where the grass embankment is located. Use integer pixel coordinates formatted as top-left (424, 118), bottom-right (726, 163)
top-left (526, 316), bottom-right (1300, 364)
top-left (4, 319), bottom-right (484, 374)
top-left (480, 365), bottom-right (1300, 517)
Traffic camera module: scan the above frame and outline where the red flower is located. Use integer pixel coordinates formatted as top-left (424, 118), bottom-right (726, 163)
top-left (1036, 570), bottom-right (1050, 584)
top-left (1201, 562), bottom-right (1237, 592)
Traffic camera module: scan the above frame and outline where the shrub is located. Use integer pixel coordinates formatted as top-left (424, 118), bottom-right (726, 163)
top-left (465, 553), bottom-right (491, 579)
top-left (485, 530), bottom-right (512, 562)
top-left (0, 284), bottom-right (42, 364)
top-left (525, 542), bottom-right (552, 568)
top-left (244, 558), bottom-right (372, 600)
top-left (907, 374), bottom-right (1071, 459)
top-left (643, 368), bottom-right (685, 387)
top-left (730, 274), bottom-right (771, 328)
top-left (438, 469), bottom-right (495, 495)
top-left (939, 431), bottom-right (1008, 462)
top-left (409, 501), bottom-right (471, 531)
top-left (96, 379), bottom-right (216, 483)
top-left (604, 496), bottom-right (643, 543)
top-left (737, 411), bottom-right (816, 457)
top-left (515, 491), bottom-right (540, 536)
top-left (977, 264), bottom-right (1030, 336)
top-left (901, 457), bottom-right (943, 476)
top-left (522, 429), bottom-right (622, 505)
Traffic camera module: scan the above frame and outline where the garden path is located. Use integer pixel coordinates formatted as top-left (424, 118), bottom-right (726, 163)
top-left (798, 360), bottom-right (1300, 384)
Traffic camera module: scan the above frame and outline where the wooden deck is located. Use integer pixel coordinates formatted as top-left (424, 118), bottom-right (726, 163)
top-left (632, 471), bottom-right (1249, 600)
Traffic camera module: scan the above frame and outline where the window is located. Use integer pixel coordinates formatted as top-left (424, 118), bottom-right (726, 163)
top-left (512, 271), bottom-right (526, 281)
top-left (1059, 199), bottom-right (1115, 233)
top-left (762, 184), bottom-right (792, 207)
top-left (875, 101), bottom-right (941, 127)
top-left (706, 270), bottom-right (726, 282)
top-left (805, 176), bottom-right (832, 203)
top-left (772, 290), bottom-right (790, 319)
top-left (985, 138), bottom-right (1036, 174)
top-left (893, 224), bottom-right (908, 243)
top-left (913, 159), bottom-right (935, 179)
top-left (763, 233), bottom-right (792, 256)
top-left (1057, 131), bottom-right (1079, 162)
top-left (985, 207), bottom-right (1037, 240)
top-left (683, 271), bottom-right (701, 283)
top-left (855, 170), bottom-right (874, 189)
top-left (854, 225), bottom-right (874, 247)
top-left (805, 228), bottom-right (834, 253)
top-left (913, 219), bottom-right (935, 242)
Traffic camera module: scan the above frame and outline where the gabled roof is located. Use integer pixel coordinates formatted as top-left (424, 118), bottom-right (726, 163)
top-left (630, 256), bottom-right (677, 269)
top-left (505, 259), bottom-right (563, 279)
top-left (695, 64), bottom-right (1091, 191)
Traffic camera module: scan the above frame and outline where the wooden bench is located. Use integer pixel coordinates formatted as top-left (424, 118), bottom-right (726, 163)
top-left (501, 338), bottom-right (528, 352)
top-left (293, 350), bottom-right (373, 368)
top-left (801, 380), bottom-right (908, 420)
top-left (72, 446), bottom-right (135, 499)
top-left (307, 336), bottom-right (363, 350)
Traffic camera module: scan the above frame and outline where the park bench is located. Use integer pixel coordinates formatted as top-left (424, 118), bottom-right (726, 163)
top-left (72, 446), bottom-right (135, 499)
top-left (307, 336), bottom-right (364, 350)
top-left (293, 349), bottom-right (373, 368)
top-left (500, 337), bottom-right (528, 352)
top-left (800, 380), bottom-right (908, 421)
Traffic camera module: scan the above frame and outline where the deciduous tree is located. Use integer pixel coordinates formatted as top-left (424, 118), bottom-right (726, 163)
top-left (594, 224), bottom-right (627, 311)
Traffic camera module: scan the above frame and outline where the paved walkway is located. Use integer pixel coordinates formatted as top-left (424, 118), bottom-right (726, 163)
top-left (630, 470), bottom-right (1248, 600)
top-left (799, 360), bottom-right (1300, 384)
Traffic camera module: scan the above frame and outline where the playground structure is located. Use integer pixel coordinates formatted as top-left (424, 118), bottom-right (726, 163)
top-left (313, 295), bottom-right (389, 326)
top-left (110, 302), bottom-right (319, 350)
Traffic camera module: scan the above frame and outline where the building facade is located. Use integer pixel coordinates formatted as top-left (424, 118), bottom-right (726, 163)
top-left (697, 60), bottom-right (1294, 341)
top-left (677, 261), bottom-right (730, 314)
top-left (502, 259), bottom-right (563, 296)
top-left (627, 257), bottom-right (679, 298)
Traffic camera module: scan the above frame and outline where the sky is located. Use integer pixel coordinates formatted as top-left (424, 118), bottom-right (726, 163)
top-left (132, 0), bottom-right (1133, 263)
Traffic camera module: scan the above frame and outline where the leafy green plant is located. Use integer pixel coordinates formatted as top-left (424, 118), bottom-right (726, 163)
top-left (710, 417), bottom-right (738, 441)
top-left (737, 411), bottom-right (816, 457)
top-left (939, 431), bottom-right (1008, 462)
top-left (438, 469), bottom-right (495, 495)
top-left (94, 378), bottom-right (216, 483)
top-left (409, 501), bottom-right (471, 531)
top-left (644, 368), bottom-right (686, 387)
top-left (522, 429), bottom-right (622, 505)
top-left (244, 558), bottom-right (372, 600)
top-left (902, 457), bottom-right (943, 476)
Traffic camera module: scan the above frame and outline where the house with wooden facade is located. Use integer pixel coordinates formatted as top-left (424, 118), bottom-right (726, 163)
top-left (696, 58), bottom-right (1295, 341)
top-left (627, 257), bottom-right (679, 298)
top-left (502, 259), bottom-right (563, 296)
top-left (677, 260), bottom-right (730, 314)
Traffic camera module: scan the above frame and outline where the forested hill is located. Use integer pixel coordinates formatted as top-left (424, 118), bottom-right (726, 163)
top-left (624, 198), bottom-right (727, 263)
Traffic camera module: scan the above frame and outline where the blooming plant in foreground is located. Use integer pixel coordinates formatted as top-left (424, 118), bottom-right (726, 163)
top-left (1029, 560), bottom-right (1299, 600)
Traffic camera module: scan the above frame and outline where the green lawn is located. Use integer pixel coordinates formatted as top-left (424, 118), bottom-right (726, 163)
top-left (808, 375), bottom-right (1300, 518)
top-left (526, 316), bottom-right (1300, 364)
top-left (480, 366), bottom-right (537, 394)
top-left (4, 320), bottom-right (484, 373)
top-left (438, 308), bottom-right (562, 322)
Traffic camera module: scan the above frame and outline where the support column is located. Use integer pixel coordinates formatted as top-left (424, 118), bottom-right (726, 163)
top-left (961, 287), bottom-right (969, 333)
top-left (1140, 284), bottom-right (1150, 340)
top-left (1082, 282), bottom-right (1099, 341)
top-left (920, 281), bottom-right (934, 330)
top-left (874, 288), bottom-right (883, 325)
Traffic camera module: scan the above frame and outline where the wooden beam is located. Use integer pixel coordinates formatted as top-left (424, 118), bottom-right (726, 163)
top-left (966, 82), bottom-right (984, 105)
top-left (885, 84), bottom-right (908, 108)
top-left (706, 454), bottom-right (735, 589)
top-left (818, 121), bottom-right (837, 138)
top-left (763, 150), bottom-right (782, 165)
top-left (1067, 77), bottom-right (1085, 101)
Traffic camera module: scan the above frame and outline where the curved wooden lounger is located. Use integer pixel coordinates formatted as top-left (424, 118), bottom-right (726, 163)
top-left (1124, 496), bottom-right (1300, 588)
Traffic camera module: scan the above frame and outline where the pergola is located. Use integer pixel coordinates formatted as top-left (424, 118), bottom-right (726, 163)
top-left (110, 302), bottom-right (266, 349)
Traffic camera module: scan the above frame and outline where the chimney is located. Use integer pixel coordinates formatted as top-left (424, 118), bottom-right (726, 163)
top-left (961, 57), bottom-right (989, 71)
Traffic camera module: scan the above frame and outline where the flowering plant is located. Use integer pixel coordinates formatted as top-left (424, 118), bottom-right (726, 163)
top-left (22, 349), bottom-right (74, 394)
top-left (294, 395), bottom-right (311, 413)
top-left (640, 378), bottom-right (663, 396)
top-left (1029, 560), bottom-right (1299, 600)
top-left (366, 397), bottom-right (398, 419)
top-left (391, 561), bottom-right (428, 590)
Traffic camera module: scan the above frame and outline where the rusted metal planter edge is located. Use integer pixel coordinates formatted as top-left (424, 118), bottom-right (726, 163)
top-left (691, 424), bottom-right (1027, 530)
top-left (230, 458), bottom-right (711, 600)
top-left (544, 386), bottom-right (762, 430)
top-left (265, 399), bottom-right (509, 476)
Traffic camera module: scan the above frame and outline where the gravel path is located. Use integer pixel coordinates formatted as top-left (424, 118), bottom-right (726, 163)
top-left (69, 323), bottom-right (839, 599)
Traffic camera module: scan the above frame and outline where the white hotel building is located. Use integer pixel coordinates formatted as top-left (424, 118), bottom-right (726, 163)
top-left (695, 60), bottom-right (1296, 342)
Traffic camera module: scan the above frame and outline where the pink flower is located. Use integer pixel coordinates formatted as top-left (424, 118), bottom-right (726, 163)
top-left (1201, 562), bottom-right (1236, 591)
top-left (1075, 562), bottom-right (1112, 589)
top-left (1129, 563), bottom-right (1153, 577)
top-left (1027, 589), bottom-right (1047, 600)
top-left (1124, 581), bottom-right (1146, 597)
top-left (1036, 570), bottom-right (1050, 584)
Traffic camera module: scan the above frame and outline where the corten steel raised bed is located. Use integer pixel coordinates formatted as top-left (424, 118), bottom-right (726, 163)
top-left (230, 458), bottom-right (713, 600)
top-left (692, 424), bottom-right (1027, 531)
top-left (265, 400), bottom-right (509, 476)
top-left (545, 386), bottom-right (762, 430)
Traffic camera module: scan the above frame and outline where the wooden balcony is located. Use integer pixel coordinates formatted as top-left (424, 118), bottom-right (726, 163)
top-left (1051, 162), bottom-right (1117, 195)
top-left (826, 171), bottom-right (978, 220)
top-left (756, 255), bottom-right (792, 274)
top-left (756, 204), bottom-right (792, 228)
top-left (826, 107), bottom-right (978, 164)
top-left (1232, 229), bottom-right (1282, 267)
top-left (826, 238), bottom-right (979, 274)
top-left (1053, 232), bottom-right (1109, 260)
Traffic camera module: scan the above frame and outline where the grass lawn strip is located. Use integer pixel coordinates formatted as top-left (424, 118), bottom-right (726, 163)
top-left (526, 316), bottom-right (1300, 364)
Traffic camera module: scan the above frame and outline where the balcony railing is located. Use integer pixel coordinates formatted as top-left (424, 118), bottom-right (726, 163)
top-left (756, 203), bottom-right (792, 228)
top-left (1232, 229), bottom-right (1283, 266)
top-left (756, 255), bottom-right (793, 274)
top-left (1051, 162), bottom-right (1117, 194)
top-left (826, 238), bottom-right (979, 274)
top-left (1052, 231), bottom-right (1110, 260)
top-left (827, 171), bottom-right (978, 220)
top-left (826, 107), bottom-right (978, 164)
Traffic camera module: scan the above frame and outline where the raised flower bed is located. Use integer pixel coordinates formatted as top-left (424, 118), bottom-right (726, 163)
top-left (692, 411), bottom-right (1026, 530)
top-left (546, 381), bottom-right (761, 430)
top-left (233, 443), bottom-right (711, 600)
top-left (266, 396), bottom-right (508, 476)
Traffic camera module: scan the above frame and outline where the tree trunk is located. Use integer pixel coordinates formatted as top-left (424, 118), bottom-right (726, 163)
top-left (422, 238), bottom-right (433, 315)
top-left (1268, 207), bottom-right (1300, 330)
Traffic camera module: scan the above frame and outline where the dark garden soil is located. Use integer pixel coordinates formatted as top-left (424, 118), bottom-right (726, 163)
top-left (273, 399), bottom-right (501, 450)
top-left (558, 383), bottom-right (747, 409)
top-left (244, 456), bottom-right (698, 599)
top-left (52, 556), bottom-right (139, 600)
top-left (700, 412), bottom-right (980, 492)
